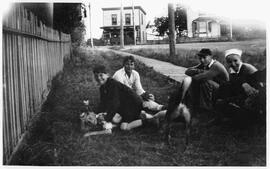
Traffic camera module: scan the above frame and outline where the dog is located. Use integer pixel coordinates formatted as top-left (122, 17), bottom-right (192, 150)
top-left (160, 86), bottom-right (192, 146)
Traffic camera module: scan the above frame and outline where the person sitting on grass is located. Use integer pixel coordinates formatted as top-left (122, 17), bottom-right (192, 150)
top-left (179, 48), bottom-right (229, 114)
top-left (92, 64), bottom-right (158, 131)
top-left (210, 48), bottom-right (265, 124)
top-left (113, 55), bottom-right (166, 112)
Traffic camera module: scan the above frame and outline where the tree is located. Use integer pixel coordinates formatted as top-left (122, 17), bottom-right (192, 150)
top-left (154, 16), bottom-right (169, 36)
top-left (22, 3), bottom-right (85, 44)
top-left (53, 3), bottom-right (85, 44)
top-left (154, 5), bottom-right (187, 37)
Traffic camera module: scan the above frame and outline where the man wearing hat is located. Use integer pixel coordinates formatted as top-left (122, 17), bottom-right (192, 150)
top-left (180, 48), bottom-right (229, 114)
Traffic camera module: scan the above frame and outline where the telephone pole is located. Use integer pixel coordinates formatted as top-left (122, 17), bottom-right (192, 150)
top-left (89, 3), bottom-right (94, 47)
top-left (168, 3), bottom-right (176, 60)
top-left (230, 18), bottom-right (233, 40)
top-left (132, 0), bottom-right (136, 45)
top-left (120, 0), bottom-right (124, 48)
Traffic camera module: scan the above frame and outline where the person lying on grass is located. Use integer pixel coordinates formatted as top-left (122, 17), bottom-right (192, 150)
top-left (209, 48), bottom-right (265, 124)
top-left (113, 55), bottom-right (166, 112)
top-left (179, 48), bottom-right (229, 115)
top-left (92, 64), bottom-right (159, 131)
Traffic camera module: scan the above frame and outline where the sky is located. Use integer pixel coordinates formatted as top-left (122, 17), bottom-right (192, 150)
top-left (1, 0), bottom-right (269, 39)
top-left (85, 0), bottom-right (269, 39)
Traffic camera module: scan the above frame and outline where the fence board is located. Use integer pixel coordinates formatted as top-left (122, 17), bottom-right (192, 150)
top-left (2, 4), bottom-right (71, 164)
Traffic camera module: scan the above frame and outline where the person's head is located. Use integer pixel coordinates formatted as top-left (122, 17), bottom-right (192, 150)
top-left (225, 49), bottom-right (243, 72)
top-left (93, 65), bottom-right (109, 85)
top-left (123, 56), bottom-right (135, 75)
top-left (197, 48), bottom-right (213, 66)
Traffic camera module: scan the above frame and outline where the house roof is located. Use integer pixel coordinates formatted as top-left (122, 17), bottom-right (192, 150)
top-left (102, 6), bottom-right (146, 15)
top-left (193, 16), bottom-right (220, 23)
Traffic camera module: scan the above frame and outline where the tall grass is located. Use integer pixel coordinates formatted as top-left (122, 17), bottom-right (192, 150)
top-left (123, 40), bottom-right (266, 70)
top-left (11, 47), bottom-right (265, 166)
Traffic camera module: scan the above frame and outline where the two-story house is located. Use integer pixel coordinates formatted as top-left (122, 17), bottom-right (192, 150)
top-left (101, 6), bottom-right (147, 45)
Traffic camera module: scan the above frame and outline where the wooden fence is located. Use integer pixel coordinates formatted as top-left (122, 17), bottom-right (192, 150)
top-left (2, 4), bottom-right (71, 164)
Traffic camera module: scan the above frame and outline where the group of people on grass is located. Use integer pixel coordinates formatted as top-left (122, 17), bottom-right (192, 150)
top-left (90, 48), bottom-right (266, 131)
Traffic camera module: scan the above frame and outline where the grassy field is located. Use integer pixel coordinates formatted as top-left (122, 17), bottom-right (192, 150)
top-left (11, 47), bottom-right (266, 166)
top-left (122, 39), bottom-right (266, 69)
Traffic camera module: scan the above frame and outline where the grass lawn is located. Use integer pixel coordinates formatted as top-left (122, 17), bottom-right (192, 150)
top-left (11, 47), bottom-right (266, 166)
top-left (122, 39), bottom-right (266, 69)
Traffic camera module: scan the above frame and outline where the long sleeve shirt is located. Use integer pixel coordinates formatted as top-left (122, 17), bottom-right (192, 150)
top-left (185, 60), bottom-right (229, 85)
top-left (97, 78), bottom-right (143, 122)
top-left (113, 67), bottom-right (145, 95)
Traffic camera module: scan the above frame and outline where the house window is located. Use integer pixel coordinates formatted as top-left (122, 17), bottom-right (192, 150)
top-left (199, 22), bottom-right (206, 33)
top-left (141, 14), bottom-right (143, 25)
top-left (208, 22), bottom-right (212, 32)
top-left (192, 22), bottom-right (197, 32)
top-left (112, 14), bottom-right (117, 25)
top-left (125, 13), bottom-right (131, 25)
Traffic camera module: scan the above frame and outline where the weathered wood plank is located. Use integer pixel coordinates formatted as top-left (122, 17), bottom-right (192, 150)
top-left (3, 4), bottom-right (71, 164)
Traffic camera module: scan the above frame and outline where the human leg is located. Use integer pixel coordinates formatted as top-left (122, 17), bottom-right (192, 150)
top-left (198, 80), bottom-right (219, 111)
top-left (181, 76), bottom-right (192, 102)
top-left (153, 110), bottom-right (167, 119)
top-left (120, 120), bottom-right (143, 131)
top-left (142, 100), bottom-right (164, 111)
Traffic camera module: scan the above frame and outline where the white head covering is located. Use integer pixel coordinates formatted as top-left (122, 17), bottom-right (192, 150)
top-left (225, 49), bottom-right (242, 58)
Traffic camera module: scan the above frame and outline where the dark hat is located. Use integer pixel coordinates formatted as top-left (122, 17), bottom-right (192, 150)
top-left (93, 65), bottom-right (107, 74)
top-left (197, 48), bottom-right (212, 57)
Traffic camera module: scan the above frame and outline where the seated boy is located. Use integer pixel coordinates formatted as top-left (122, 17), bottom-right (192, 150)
top-left (93, 64), bottom-right (157, 131)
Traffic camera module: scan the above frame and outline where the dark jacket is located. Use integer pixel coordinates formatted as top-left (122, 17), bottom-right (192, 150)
top-left (97, 78), bottom-right (143, 122)
top-left (229, 63), bottom-right (257, 85)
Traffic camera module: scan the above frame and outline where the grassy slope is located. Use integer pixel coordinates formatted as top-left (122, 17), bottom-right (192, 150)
top-left (12, 47), bottom-right (265, 166)
top-left (122, 39), bottom-right (266, 69)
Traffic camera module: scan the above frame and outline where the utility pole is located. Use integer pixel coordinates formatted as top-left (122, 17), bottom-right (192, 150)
top-left (168, 3), bottom-right (176, 60)
top-left (89, 3), bottom-right (94, 47)
top-left (230, 18), bottom-right (233, 40)
top-left (120, 0), bottom-right (124, 48)
top-left (132, 0), bottom-right (136, 45)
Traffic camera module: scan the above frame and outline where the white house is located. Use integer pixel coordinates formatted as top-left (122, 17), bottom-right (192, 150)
top-left (185, 5), bottom-right (230, 38)
top-left (101, 6), bottom-right (147, 45)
